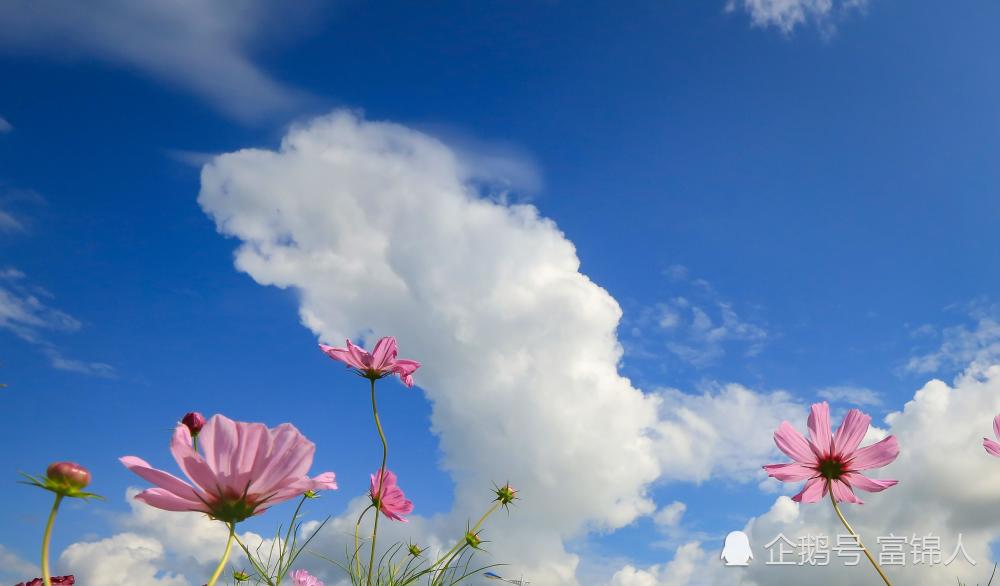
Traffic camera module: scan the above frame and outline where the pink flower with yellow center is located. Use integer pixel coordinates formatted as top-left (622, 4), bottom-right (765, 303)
top-left (763, 402), bottom-right (899, 504)
top-left (120, 414), bottom-right (337, 523)
top-left (319, 337), bottom-right (420, 388)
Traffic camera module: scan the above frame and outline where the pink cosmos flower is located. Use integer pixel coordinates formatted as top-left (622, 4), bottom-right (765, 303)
top-left (120, 414), bottom-right (337, 523)
top-left (370, 468), bottom-right (413, 522)
top-left (763, 402), bottom-right (899, 504)
top-left (319, 337), bottom-right (420, 388)
top-left (290, 569), bottom-right (323, 586)
top-left (984, 414), bottom-right (1000, 458)
top-left (16, 576), bottom-right (74, 586)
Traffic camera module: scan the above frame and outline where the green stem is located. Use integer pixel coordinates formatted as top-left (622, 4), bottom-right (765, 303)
top-left (829, 481), bottom-right (891, 586)
top-left (355, 505), bottom-right (373, 580)
top-left (430, 500), bottom-right (503, 583)
top-left (207, 523), bottom-right (236, 586)
top-left (367, 377), bottom-right (389, 586)
top-left (41, 494), bottom-right (63, 586)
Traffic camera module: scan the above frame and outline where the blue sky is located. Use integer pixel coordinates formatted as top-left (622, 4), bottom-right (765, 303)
top-left (3, 1), bottom-right (1000, 584)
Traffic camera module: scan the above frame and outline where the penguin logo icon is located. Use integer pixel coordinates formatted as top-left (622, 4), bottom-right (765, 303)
top-left (720, 531), bottom-right (753, 566)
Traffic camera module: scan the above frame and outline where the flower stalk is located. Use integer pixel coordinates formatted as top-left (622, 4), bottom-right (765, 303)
top-left (367, 377), bottom-right (388, 586)
top-left (828, 481), bottom-right (891, 586)
top-left (41, 494), bottom-right (63, 586)
top-left (207, 523), bottom-right (236, 586)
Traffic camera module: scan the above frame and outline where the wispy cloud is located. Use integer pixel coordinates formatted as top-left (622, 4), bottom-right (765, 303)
top-left (629, 264), bottom-right (769, 368)
top-left (0, 268), bottom-right (115, 377)
top-left (726, 0), bottom-right (870, 34)
top-left (0, 187), bottom-right (45, 234)
top-left (905, 301), bottom-right (1000, 376)
top-left (0, 1), bottom-right (331, 122)
top-left (817, 384), bottom-right (883, 407)
top-left (0, 116), bottom-right (11, 133)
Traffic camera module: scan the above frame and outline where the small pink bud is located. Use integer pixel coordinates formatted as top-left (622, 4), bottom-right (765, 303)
top-left (182, 412), bottom-right (206, 436)
top-left (46, 462), bottom-right (90, 490)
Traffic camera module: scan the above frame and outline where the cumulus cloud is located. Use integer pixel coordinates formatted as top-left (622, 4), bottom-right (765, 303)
top-left (624, 364), bottom-right (1000, 585)
top-left (0, 0), bottom-right (329, 122)
top-left (653, 502), bottom-right (687, 529)
top-left (654, 383), bottom-right (804, 484)
top-left (0, 268), bottom-right (115, 376)
top-left (197, 110), bottom-right (664, 582)
top-left (726, 0), bottom-right (869, 34)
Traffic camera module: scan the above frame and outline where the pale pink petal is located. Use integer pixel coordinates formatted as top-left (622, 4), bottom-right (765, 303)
top-left (843, 472), bottom-right (898, 493)
top-left (170, 424), bottom-right (222, 494)
top-left (774, 422), bottom-right (818, 465)
top-left (319, 343), bottom-right (366, 370)
top-left (370, 337), bottom-right (398, 371)
top-left (994, 414), bottom-right (1000, 442)
top-left (198, 414), bottom-right (239, 479)
top-left (792, 477), bottom-right (828, 503)
top-left (830, 479), bottom-right (863, 504)
top-left (848, 435), bottom-right (899, 471)
top-left (984, 438), bottom-right (1000, 458)
top-left (807, 402), bottom-right (833, 457)
top-left (249, 424), bottom-right (315, 495)
top-left (120, 456), bottom-right (204, 503)
top-left (833, 409), bottom-right (871, 458)
top-left (230, 421), bottom-right (270, 493)
top-left (266, 472), bottom-right (338, 504)
top-left (134, 487), bottom-right (209, 513)
top-left (763, 463), bottom-right (817, 482)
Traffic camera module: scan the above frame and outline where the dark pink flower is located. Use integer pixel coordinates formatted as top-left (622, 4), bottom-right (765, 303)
top-left (319, 337), bottom-right (420, 388)
top-left (290, 569), bottom-right (323, 586)
top-left (370, 468), bottom-right (413, 522)
top-left (121, 414), bottom-right (337, 523)
top-left (16, 576), bottom-right (74, 586)
top-left (763, 402), bottom-right (899, 504)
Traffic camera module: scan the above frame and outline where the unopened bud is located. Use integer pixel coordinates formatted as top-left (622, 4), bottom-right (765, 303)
top-left (408, 542), bottom-right (423, 557)
top-left (46, 462), bottom-right (91, 491)
top-left (304, 490), bottom-right (319, 499)
top-left (465, 531), bottom-right (482, 549)
top-left (181, 412), bottom-right (206, 436)
top-left (233, 571), bottom-right (251, 582)
top-left (495, 483), bottom-right (517, 506)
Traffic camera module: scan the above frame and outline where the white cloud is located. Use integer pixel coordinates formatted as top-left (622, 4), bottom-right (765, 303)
top-left (608, 543), bottom-right (707, 586)
top-left (631, 268), bottom-right (769, 367)
top-left (726, 0), bottom-right (869, 34)
top-left (0, 1), bottom-right (329, 122)
top-left (906, 303), bottom-right (1000, 376)
top-left (653, 383), bottom-right (805, 484)
top-left (623, 364), bottom-right (1000, 585)
top-left (0, 544), bottom-right (38, 583)
top-left (0, 115), bottom-right (11, 133)
top-left (60, 533), bottom-right (189, 586)
top-left (817, 385), bottom-right (883, 407)
top-left (653, 502), bottom-right (688, 528)
top-left (197, 110), bottom-right (665, 582)
top-left (0, 268), bottom-right (115, 376)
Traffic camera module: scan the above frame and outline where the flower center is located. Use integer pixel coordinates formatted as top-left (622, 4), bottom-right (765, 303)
top-left (817, 456), bottom-right (846, 480)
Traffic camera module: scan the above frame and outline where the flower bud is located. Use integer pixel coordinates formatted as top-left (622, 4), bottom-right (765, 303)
top-left (304, 490), bottom-right (319, 499)
top-left (408, 542), bottom-right (423, 557)
top-left (181, 412), bottom-right (206, 436)
top-left (465, 531), bottom-right (482, 549)
top-left (233, 571), bottom-right (251, 582)
top-left (46, 462), bottom-right (91, 490)
top-left (495, 483), bottom-right (517, 506)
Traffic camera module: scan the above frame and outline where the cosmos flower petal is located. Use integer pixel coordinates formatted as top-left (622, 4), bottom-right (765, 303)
top-left (370, 336), bottom-right (399, 371)
top-left (347, 339), bottom-right (371, 368)
top-left (763, 462), bottom-right (816, 482)
top-left (370, 468), bottom-right (413, 522)
top-left (119, 456), bottom-right (204, 504)
top-left (994, 414), bottom-right (1000, 442)
top-left (830, 479), bottom-right (863, 504)
top-left (833, 409), bottom-right (871, 458)
top-left (319, 344), bottom-right (366, 370)
top-left (134, 487), bottom-right (209, 512)
top-left (843, 472), bottom-right (897, 493)
top-left (774, 422), bottom-right (817, 465)
top-left (170, 424), bottom-right (221, 493)
top-left (984, 438), bottom-right (1000, 458)
top-left (807, 402), bottom-right (834, 457)
top-left (849, 435), bottom-right (899, 470)
top-left (791, 476), bottom-right (827, 503)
